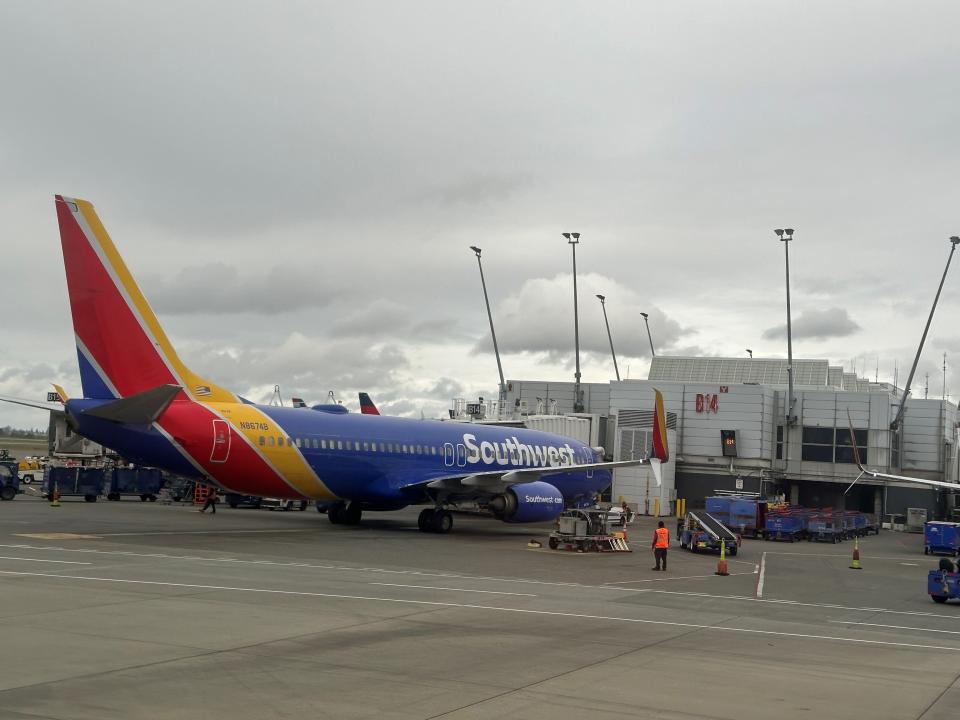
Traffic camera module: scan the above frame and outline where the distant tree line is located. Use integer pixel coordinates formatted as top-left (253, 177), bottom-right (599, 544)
top-left (0, 426), bottom-right (46, 438)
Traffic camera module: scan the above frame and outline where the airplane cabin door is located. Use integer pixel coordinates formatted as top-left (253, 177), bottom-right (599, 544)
top-left (210, 419), bottom-right (231, 463)
top-left (456, 443), bottom-right (467, 467)
top-left (443, 442), bottom-right (455, 467)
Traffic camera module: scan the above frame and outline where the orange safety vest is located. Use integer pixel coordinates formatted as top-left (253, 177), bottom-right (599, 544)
top-left (654, 527), bottom-right (669, 548)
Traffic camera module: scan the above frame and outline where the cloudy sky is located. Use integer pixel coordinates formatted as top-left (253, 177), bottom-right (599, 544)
top-left (1, 1), bottom-right (959, 429)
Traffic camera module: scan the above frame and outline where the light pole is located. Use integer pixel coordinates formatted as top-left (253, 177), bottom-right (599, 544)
top-left (746, 349), bottom-right (753, 359)
top-left (596, 294), bottom-right (621, 381)
top-left (775, 228), bottom-right (795, 426)
top-left (563, 232), bottom-right (584, 412)
top-left (640, 312), bottom-right (655, 357)
top-left (469, 246), bottom-right (506, 411)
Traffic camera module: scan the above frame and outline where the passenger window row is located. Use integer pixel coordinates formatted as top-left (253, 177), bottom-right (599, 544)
top-left (256, 435), bottom-right (443, 457)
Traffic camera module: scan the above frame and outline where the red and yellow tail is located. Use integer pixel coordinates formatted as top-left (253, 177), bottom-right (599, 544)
top-left (56, 196), bottom-right (235, 402)
top-left (651, 388), bottom-right (669, 462)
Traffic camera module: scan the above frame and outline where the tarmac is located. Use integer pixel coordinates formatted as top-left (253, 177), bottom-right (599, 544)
top-left (0, 496), bottom-right (958, 720)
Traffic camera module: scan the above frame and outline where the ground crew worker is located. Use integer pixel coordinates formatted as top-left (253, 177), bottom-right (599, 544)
top-left (199, 485), bottom-right (218, 514)
top-left (652, 520), bottom-right (669, 571)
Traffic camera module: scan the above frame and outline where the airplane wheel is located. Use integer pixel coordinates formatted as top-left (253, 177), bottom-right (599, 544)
top-left (431, 510), bottom-right (453, 534)
top-left (343, 503), bottom-right (362, 525)
top-left (418, 508), bottom-right (436, 532)
top-left (0, 486), bottom-right (15, 501)
top-left (548, 537), bottom-right (559, 550)
top-left (328, 503), bottom-right (346, 524)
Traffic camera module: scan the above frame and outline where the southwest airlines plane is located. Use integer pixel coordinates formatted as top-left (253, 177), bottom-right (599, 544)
top-left (3, 196), bottom-right (670, 533)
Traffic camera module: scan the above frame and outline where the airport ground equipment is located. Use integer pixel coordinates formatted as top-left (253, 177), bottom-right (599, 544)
top-left (105, 467), bottom-right (163, 501)
top-left (807, 514), bottom-right (843, 543)
top-left (260, 496), bottom-right (309, 511)
top-left (0, 458), bottom-right (20, 500)
top-left (678, 511), bottom-right (738, 555)
top-left (763, 508), bottom-right (808, 542)
top-left (705, 496), bottom-right (767, 538)
top-left (928, 569), bottom-right (960, 603)
top-left (924, 521), bottom-right (960, 556)
top-left (225, 493), bottom-right (263, 508)
top-left (42, 466), bottom-right (104, 502)
top-left (17, 456), bottom-right (43, 484)
top-left (547, 508), bottom-right (631, 552)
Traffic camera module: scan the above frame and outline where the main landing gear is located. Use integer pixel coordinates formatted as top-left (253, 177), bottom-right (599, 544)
top-left (418, 508), bottom-right (453, 534)
top-left (327, 502), bottom-right (362, 525)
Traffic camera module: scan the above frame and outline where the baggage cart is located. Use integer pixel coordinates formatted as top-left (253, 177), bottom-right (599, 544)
top-left (106, 467), bottom-right (164, 501)
top-left (763, 512), bottom-right (806, 542)
top-left (924, 521), bottom-right (960, 556)
top-left (43, 466), bottom-right (105, 502)
top-left (548, 508), bottom-right (632, 552)
top-left (807, 516), bottom-right (842, 543)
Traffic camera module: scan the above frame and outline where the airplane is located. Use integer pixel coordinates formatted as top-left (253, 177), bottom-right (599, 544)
top-left (359, 392), bottom-right (380, 415)
top-left (0, 196), bottom-right (669, 533)
top-left (845, 411), bottom-right (959, 493)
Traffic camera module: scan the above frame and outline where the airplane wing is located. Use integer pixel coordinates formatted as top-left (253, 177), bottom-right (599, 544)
top-left (400, 458), bottom-right (647, 495)
top-left (0, 395), bottom-right (63, 413)
top-left (845, 410), bottom-right (959, 492)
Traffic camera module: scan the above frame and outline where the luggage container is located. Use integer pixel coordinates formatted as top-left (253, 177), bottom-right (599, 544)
top-left (704, 497), bottom-right (732, 525)
top-left (729, 498), bottom-right (767, 538)
top-left (43, 466), bottom-right (105, 502)
top-left (763, 510), bottom-right (807, 542)
top-left (924, 521), bottom-right (960, 556)
top-left (807, 515), bottom-right (842, 543)
top-left (106, 467), bottom-right (163, 502)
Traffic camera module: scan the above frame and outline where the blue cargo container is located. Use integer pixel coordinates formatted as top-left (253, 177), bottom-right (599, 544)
top-left (763, 514), bottom-right (806, 542)
top-left (924, 521), bottom-right (960, 556)
top-left (106, 468), bottom-right (163, 501)
top-left (729, 499), bottom-right (766, 538)
top-left (704, 497), bottom-right (732, 524)
top-left (43, 466), bottom-right (105, 502)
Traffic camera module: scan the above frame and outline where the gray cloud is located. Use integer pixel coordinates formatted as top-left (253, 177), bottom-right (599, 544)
top-left (763, 308), bottom-right (861, 341)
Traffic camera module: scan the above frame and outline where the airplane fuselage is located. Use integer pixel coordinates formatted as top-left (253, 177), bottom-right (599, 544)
top-left (68, 398), bottom-right (609, 508)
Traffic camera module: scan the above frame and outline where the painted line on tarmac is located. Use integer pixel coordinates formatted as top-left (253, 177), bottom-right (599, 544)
top-left (605, 572), bottom-right (754, 585)
top-left (0, 555), bottom-right (92, 565)
top-left (370, 582), bottom-right (537, 597)
top-left (0, 544), bottom-right (948, 619)
top-left (761, 552), bottom-right (923, 561)
top-left (636, 588), bottom-right (960, 620)
top-left (0, 568), bottom-right (958, 653)
top-left (828, 621), bottom-right (960, 635)
top-left (755, 552), bottom-right (767, 599)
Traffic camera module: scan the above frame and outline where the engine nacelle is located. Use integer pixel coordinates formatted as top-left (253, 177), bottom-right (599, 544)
top-left (488, 481), bottom-right (565, 523)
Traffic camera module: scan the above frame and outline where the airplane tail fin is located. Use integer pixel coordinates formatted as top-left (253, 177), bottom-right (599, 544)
top-left (359, 392), bottom-right (381, 415)
top-left (651, 389), bottom-right (669, 463)
top-left (55, 196), bottom-right (235, 403)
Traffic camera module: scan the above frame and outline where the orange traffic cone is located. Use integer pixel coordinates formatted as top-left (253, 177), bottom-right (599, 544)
top-left (849, 536), bottom-right (862, 570)
top-left (50, 482), bottom-right (61, 508)
top-left (715, 538), bottom-right (730, 576)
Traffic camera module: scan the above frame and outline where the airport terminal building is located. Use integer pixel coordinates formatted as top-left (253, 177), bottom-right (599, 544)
top-left (500, 357), bottom-right (959, 519)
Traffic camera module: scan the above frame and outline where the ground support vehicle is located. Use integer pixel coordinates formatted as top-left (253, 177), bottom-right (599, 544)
top-left (678, 511), bottom-right (738, 555)
top-left (547, 509), bottom-right (631, 552)
top-left (260, 497), bottom-right (309, 511)
top-left (925, 521), bottom-right (960, 556)
top-left (17, 456), bottom-right (44, 484)
top-left (0, 459), bottom-right (20, 500)
top-left (928, 569), bottom-right (960, 603)
top-left (43, 466), bottom-right (105, 502)
top-left (106, 467), bottom-right (163, 501)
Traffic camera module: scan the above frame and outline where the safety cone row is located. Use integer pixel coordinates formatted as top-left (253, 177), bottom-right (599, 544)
top-left (50, 482), bottom-right (61, 508)
top-left (849, 537), bottom-right (862, 570)
top-left (715, 539), bottom-right (729, 576)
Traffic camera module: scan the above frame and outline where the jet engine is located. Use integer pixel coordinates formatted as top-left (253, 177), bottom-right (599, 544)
top-left (488, 481), bottom-right (565, 523)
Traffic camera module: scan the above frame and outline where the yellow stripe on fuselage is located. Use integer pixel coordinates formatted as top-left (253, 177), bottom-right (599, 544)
top-left (212, 403), bottom-right (335, 499)
top-left (75, 199), bottom-right (236, 405)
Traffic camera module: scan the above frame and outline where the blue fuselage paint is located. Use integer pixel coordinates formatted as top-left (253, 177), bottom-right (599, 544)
top-left (67, 399), bottom-right (610, 512)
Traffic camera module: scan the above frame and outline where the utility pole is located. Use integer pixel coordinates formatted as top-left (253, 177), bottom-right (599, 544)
top-left (775, 228), bottom-right (796, 426)
top-left (563, 233), bottom-right (585, 412)
top-left (596, 294), bottom-right (620, 381)
top-left (469, 246), bottom-right (506, 411)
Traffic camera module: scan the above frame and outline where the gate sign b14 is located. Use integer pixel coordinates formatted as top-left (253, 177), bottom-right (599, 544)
top-left (696, 393), bottom-right (718, 413)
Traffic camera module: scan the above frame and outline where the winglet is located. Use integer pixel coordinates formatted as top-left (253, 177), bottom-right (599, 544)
top-left (52, 384), bottom-right (69, 403)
